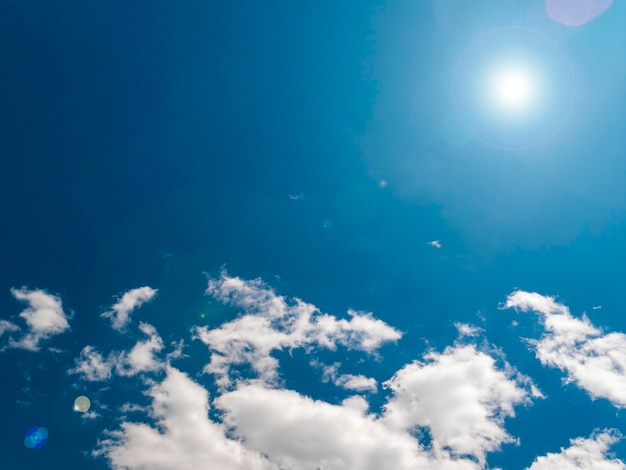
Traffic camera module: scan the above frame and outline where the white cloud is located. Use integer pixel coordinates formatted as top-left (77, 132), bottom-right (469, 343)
top-left (91, 276), bottom-right (549, 470)
top-left (0, 319), bottom-right (19, 336)
top-left (194, 272), bottom-right (401, 388)
top-left (95, 366), bottom-right (275, 470)
top-left (317, 362), bottom-right (378, 393)
top-left (5, 288), bottom-right (70, 351)
top-left (382, 344), bottom-right (536, 466)
top-left (455, 322), bottom-right (482, 338)
top-left (69, 345), bottom-right (116, 382)
top-left (118, 402), bottom-right (149, 414)
top-left (82, 410), bottom-right (100, 420)
top-left (216, 383), bottom-right (437, 470)
top-left (429, 240), bottom-right (443, 248)
top-left (526, 429), bottom-right (625, 470)
top-left (101, 287), bottom-right (157, 331)
top-left (69, 322), bottom-right (165, 381)
top-left (117, 322), bottom-right (164, 376)
top-left (502, 290), bottom-right (626, 408)
top-left (100, 367), bottom-right (483, 470)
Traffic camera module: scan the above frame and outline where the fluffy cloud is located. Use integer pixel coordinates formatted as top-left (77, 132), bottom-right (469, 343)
top-left (69, 322), bottom-right (165, 381)
top-left (99, 365), bottom-right (489, 470)
top-left (94, 275), bottom-right (550, 470)
top-left (17, 277), bottom-right (619, 468)
top-left (527, 429), bottom-right (625, 470)
top-left (95, 366), bottom-right (275, 470)
top-left (101, 287), bottom-right (157, 331)
top-left (194, 272), bottom-right (401, 388)
top-left (217, 383), bottom-right (436, 470)
top-left (502, 290), bottom-right (626, 408)
top-left (382, 344), bottom-right (537, 465)
top-left (4, 288), bottom-right (70, 351)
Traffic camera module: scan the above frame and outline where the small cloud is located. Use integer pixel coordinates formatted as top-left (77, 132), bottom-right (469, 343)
top-left (5, 288), bottom-right (71, 351)
top-left (454, 322), bottom-right (482, 337)
top-left (81, 410), bottom-right (100, 420)
top-left (119, 402), bottom-right (149, 414)
top-left (315, 361), bottom-right (378, 393)
top-left (117, 322), bottom-right (164, 376)
top-left (0, 319), bottom-right (19, 337)
top-left (592, 305), bottom-right (602, 310)
top-left (101, 287), bottom-right (158, 331)
top-left (288, 192), bottom-right (304, 200)
top-left (68, 346), bottom-right (116, 382)
top-left (428, 240), bottom-right (442, 249)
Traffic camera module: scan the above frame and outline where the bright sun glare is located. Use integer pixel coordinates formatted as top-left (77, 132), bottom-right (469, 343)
top-left (491, 66), bottom-right (537, 112)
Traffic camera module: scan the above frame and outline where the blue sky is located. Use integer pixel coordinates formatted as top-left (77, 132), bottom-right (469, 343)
top-left (0, 1), bottom-right (624, 469)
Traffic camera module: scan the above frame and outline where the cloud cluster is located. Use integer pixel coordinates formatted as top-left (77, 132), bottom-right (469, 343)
top-left (101, 287), bottom-right (157, 331)
top-left (5, 275), bottom-right (625, 468)
top-left (502, 290), bottom-right (626, 408)
top-left (93, 274), bottom-right (551, 470)
top-left (2, 288), bottom-right (70, 351)
top-left (69, 322), bottom-right (164, 381)
top-left (194, 272), bottom-right (401, 388)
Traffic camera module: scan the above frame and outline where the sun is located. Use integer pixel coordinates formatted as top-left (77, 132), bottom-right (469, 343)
top-left (452, 27), bottom-right (574, 149)
top-left (490, 66), bottom-right (537, 112)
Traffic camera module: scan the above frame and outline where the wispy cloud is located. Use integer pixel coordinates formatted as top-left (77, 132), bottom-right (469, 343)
top-left (4, 288), bottom-right (70, 351)
top-left (315, 361), bottom-right (378, 393)
top-left (101, 287), bottom-right (157, 331)
top-left (502, 290), bottom-right (626, 408)
top-left (455, 322), bottom-right (483, 337)
top-left (428, 240), bottom-right (442, 249)
top-left (0, 319), bottom-right (19, 337)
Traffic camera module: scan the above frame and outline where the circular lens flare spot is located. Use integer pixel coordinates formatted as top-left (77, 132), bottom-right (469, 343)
top-left (73, 395), bottom-right (91, 413)
top-left (24, 427), bottom-right (49, 449)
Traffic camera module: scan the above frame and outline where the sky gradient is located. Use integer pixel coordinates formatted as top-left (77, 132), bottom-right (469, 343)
top-left (0, 1), bottom-right (624, 469)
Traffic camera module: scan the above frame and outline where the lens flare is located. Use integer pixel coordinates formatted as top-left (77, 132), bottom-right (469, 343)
top-left (451, 27), bottom-right (574, 149)
top-left (24, 427), bottom-right (49, 449)
top-left (74, 395), bottom-right (91, 413)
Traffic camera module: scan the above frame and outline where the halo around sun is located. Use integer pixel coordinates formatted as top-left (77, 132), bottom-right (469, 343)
top-left (452, 27), bottom-right (574, 150)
